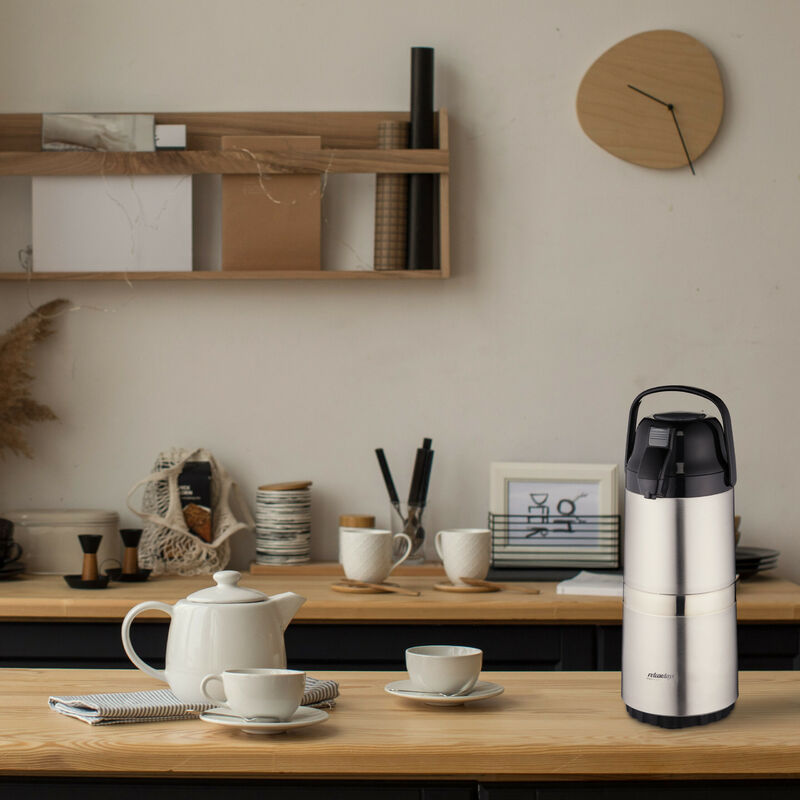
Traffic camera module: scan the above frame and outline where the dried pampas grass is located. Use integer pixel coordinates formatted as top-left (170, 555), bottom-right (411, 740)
top-left (0, 298), bottom-right (70, 458)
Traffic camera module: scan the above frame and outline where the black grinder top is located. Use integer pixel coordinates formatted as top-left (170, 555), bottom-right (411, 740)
top-left (625, 386), bottom-right (737, 499)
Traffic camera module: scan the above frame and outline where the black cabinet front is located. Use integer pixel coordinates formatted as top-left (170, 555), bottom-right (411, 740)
top-left (1, 622), bottom-right (798, 670)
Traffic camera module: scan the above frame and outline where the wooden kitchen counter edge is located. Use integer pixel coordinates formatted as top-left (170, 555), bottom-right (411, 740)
top-left (0, 573), bottom-right (797, 623)
top-left (1, 669), bottom-right (799, 780)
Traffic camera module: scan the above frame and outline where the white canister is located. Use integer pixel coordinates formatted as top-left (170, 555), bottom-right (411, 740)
top-left (2, 509), bottom-right (120, 574)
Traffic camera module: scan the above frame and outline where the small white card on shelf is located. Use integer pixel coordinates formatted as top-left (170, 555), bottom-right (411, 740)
top-left (32, 175), bottom-right (192, 272)
top-left (155, 124), bottom-right (187, 150)
top-left (556, 570), bottom-right (623, 597)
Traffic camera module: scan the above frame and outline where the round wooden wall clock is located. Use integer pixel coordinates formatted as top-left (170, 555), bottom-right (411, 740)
top-left (576, 30), bottom-right (724, 173)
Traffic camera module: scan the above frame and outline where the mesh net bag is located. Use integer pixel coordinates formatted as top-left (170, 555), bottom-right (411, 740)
top-left (126, 447), bottom-right (254, 576)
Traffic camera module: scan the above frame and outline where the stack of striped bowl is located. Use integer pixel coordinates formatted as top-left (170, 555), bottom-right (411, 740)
top-left (255, 482), bottom-right (311, 565)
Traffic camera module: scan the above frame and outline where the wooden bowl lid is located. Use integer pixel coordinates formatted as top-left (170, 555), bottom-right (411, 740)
top-left (258, 481), bottom-right (312, 491)
top-left (339, 514), bottom-right (376, 527)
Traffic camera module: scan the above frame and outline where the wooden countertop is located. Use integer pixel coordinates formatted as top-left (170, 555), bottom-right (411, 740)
top-left (1, 668), bottom-right (799, 781)
top-left (0, 572), bottom-right (798, 624)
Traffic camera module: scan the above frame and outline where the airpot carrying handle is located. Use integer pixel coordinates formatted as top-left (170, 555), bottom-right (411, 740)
top-left (625, 385), bottom-right (736, 488)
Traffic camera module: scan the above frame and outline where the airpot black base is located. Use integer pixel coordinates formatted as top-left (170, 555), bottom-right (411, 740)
top-left (626, 702), bottom-right (735, 729)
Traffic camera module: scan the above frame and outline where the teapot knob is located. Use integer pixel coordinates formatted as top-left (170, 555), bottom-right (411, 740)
top-left (213, 570), bottom-right (241, 586)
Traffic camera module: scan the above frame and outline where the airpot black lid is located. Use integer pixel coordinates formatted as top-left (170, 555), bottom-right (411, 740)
top-left (625, 387), bottom-right (736, 499)
top-left (653, 412), bottom-right (705, 423)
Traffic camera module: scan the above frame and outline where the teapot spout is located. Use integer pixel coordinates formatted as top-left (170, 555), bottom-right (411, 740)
top-left (270, 592), bottom-right (306, 631)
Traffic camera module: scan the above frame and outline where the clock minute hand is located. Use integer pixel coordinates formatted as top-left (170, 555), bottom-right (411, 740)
top-left (668, 106), bottom-right (696, 175)
top-left (627, 84), bottom-right (671, 108)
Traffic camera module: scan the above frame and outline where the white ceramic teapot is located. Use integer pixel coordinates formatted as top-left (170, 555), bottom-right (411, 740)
top-left (121, 570), bottom-right (306, 704)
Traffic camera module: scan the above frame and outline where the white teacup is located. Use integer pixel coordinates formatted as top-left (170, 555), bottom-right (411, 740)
top-left (406, 645), bottom-right (483, 695)
top-left (200, 668), bottom-right (305, 721)
top-left (434, 528), bottom-right (491, 586)
top-left (339, 527), bottom-right (412, 584)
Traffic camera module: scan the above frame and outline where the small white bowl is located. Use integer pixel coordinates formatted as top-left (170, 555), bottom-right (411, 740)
top-left (405, 645), bottom-right (483, 695)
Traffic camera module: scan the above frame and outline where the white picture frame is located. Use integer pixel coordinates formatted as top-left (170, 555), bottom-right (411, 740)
top-left (489, 462), bottom-right (619, 566)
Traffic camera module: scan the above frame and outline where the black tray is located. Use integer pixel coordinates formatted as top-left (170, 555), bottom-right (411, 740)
top-left (64, 574), bottom-right (110, 589)
top-left (0, 562), bottom-right (25, 580)
top-left (105, 567), bottom-right (151, 582)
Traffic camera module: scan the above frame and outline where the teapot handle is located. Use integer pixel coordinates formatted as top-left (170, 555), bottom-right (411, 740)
top-left (121, 601), bottom-right (174, 683)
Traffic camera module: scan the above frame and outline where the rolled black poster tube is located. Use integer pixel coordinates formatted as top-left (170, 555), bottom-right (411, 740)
top-left (407, 46), bottom-right (438, 270)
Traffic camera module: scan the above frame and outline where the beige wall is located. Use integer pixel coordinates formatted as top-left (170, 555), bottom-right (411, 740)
top-left (1, 0), bottom-right (798, 578)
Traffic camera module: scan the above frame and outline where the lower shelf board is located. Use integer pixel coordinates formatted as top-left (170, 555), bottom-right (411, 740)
top-left (0, 269), bottom-right (448, 281)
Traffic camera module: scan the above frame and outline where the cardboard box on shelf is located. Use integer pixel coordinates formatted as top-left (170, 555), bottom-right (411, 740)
top-left (221, 135), bottom-right (321, 271)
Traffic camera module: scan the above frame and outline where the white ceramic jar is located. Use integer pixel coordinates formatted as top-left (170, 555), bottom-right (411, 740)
top-left (2, 509), bottom-right (120, 574)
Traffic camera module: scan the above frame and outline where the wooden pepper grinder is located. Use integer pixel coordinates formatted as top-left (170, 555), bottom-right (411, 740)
top-left (120, 529), bottom-right (142, 575)
top-left (78, 534), bottom-right (102, 582)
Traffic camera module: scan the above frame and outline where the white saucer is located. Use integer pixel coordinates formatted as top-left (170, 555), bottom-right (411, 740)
top-left (384, 680), bottom-right (504, 706)
top-left (200, 705), bottom-right (329, 734)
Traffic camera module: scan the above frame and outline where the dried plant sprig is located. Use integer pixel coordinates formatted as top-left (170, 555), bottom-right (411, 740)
top-left (0, 298), bottom-right (70, 458)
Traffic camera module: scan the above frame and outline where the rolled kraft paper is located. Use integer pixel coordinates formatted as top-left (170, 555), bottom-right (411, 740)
top-left (374, 120), bottom-right (409, 270)
top-left (407, 47), bottom-right (438, 270)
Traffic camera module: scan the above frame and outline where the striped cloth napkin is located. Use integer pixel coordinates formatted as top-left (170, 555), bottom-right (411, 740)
top-left (49, 676), bottom-right (339, 725)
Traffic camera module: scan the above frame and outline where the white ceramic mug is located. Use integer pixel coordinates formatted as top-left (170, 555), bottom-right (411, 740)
top-left (406, 645), bottom-right (483, 695)
top-left (200, 668), bottom-right (305, 721)
top-left (434, 528), bottom-right (491, 586)
top-left (339, 527), bottom-right (413, 584)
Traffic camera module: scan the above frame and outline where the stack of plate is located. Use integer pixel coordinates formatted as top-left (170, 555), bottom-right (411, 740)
top-left (735, 546), bottom-right (779, 580)
top-left (255, 484), bottom-right (311, 565)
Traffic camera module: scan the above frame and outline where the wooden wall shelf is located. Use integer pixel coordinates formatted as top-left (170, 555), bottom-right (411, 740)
top-left (0, 148), bottom-right (447, 177)
top-left (0, 110), bottom-right (450, 280)
top-left (0, 269), bottom-right (447, 282)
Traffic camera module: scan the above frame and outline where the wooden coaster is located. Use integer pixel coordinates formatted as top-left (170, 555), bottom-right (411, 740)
top-left (331, 581), bottom-right (398, 594)
top-left (433, 581), bottom-right (499, 593)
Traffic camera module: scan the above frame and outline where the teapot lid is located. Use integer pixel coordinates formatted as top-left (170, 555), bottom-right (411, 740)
top-left (186, 570), bottom-right (267, 604)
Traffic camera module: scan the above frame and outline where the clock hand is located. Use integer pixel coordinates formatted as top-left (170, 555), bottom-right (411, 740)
top-left (628, 85), bottom-right (696, 175)
top-left (627, 84), bottom-right (671, 108)
top-left (668, 105), bottom-right (696, 175)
